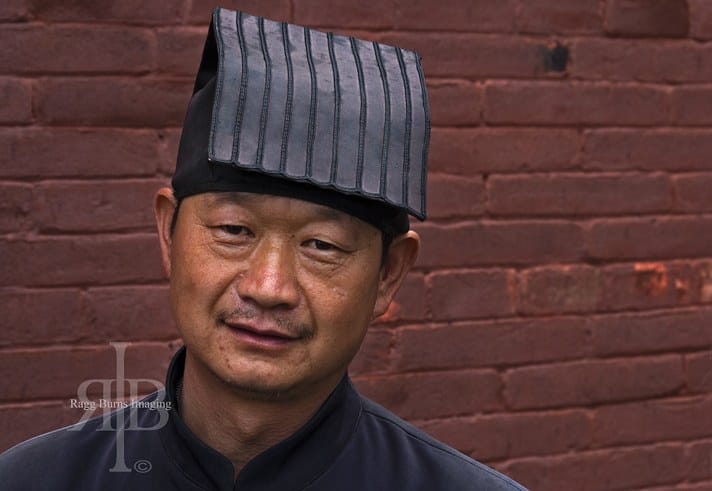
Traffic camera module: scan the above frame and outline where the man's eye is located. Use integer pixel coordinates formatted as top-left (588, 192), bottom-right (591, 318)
top-left (306, 239), bottom-right (338, 252)
top-left (218, 225), bottom-right (249, 236)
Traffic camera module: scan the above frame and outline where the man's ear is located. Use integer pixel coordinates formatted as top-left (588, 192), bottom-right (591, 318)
top-left (373, 231), bottom-right (420, 319)
top-left (154, 187), bottom-right (177, 278)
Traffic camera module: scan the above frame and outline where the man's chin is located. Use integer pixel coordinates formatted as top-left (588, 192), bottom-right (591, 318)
top-left (222, 376), bottom-right (302, 402)
top-left (212, 364), bottom-right (300, 399)
top-left (229, 382), bottom-right (291, 401)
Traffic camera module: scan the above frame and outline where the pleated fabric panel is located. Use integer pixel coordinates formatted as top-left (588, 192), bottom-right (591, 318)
top-left (207, 8), bottom-right (430, 219)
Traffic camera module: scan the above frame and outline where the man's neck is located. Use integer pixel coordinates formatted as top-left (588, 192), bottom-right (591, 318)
top-left (178, 352), bottom-right (340, 479)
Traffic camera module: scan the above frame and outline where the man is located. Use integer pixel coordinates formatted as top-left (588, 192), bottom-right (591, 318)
top-left (0, 8), bottom-right (526, 490)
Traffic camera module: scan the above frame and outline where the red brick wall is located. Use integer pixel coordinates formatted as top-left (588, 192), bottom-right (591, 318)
top-left (1, 1), bottom-right (711, 489)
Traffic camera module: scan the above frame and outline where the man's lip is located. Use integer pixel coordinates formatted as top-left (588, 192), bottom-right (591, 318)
top-left (221, 321), bottom-right (300, 340)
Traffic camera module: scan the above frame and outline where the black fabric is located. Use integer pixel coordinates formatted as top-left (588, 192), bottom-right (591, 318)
top-left (0, 348), bottom-right (528, 491)
top-left (173, 7), bottom-right (430, 222)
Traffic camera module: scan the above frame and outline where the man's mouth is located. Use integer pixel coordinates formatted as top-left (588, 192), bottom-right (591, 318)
top-left (221, 320), bottom-right (302, 348)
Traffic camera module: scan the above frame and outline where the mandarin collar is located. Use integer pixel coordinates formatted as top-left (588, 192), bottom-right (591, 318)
top-left (159, 347), bottom-right (362, 491)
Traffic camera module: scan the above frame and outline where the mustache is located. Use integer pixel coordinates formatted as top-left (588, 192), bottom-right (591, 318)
top-left (217, 306), bottom-right (315, 340)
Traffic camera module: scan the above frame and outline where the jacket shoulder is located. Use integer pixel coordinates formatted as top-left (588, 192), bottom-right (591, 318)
top-left (357, 397), bottom-right (528, 491)
top-left (0, 399), bottom-right (164, 491)
top-left (0, 418), bottom-right (105, 490)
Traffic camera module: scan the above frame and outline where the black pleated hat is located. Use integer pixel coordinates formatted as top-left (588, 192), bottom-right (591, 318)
top-left (173, 8), bottom-right (431, 232)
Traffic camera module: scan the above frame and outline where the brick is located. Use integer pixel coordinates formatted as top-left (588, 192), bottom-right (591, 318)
top-left (605, 0), bottom-right (689, 38)
top-left (0, 289), bottom-right (85, 347)
top-left (644, 482), bottom-right (712, 491)
top-left (394, 0), bottom-right (515, 32)
top-left (592, 308), bottom-right (712, 356)
top-left (36, 179), bottom-right (167, 233)
top-left (0, 0), bottom-right (29, 21)
top-left (30, 0), bottom-right (183, 24)
top-left (0, 183), bottom-right (34, 233)
top-left (373, 272), bottom-right (426, 323)
top-left (517, 265), bottom-right (602, 315)
top-left (420, 410), bottom-right (591, 461)
top-left (427, 174), bottom-right (484, 219)
top-left (679, 483), bottom-right (712, 491)
top-left (427, 81), bottom-right (482, 126)
top-left (601, 261), bottom-right (712, 311)
top-left (430, 269), bottom-right (515, 321)
top-left (583, 129), bottom-right (712, 172)
top-left (0, 25), bottom-right (153, 75)
top-left (503, 444), bottom-right (687, 491)
top-left (687, 351), bottom-right (712, 393)
top-left (586, 217), bottom-right (712, 261)
top-left (488, 173), bottom-right (672, 217)
top-left (571, 39), bottom-right (712, 83)
top-left (675, 173), bottom-right (712, 212)
top-left (672, 87), bottom-right (712, 126)
top-left (0, 128), bottom-right (163, 178)
top-left (690, 0), bottom-right (712, 39)
top-left (0, 347), bottom-right (121, 400)
top-left (504, 356), bottom-right (684, 409)
top-left (294, 0), bottom-right (395, 28)
top-left (0, 343), bottom-right (176, 401)
top-left (0, 403), bottom-right (78, 453)
top-left (484, 81), bottom-right (669, 126)
top-left (516, 0), bottom-right (603, 34)
top-left (594, 396), bottom-right (712, 447)
top-left (35, 78), bottom-right (192, 127)
top-left (689, 484), bottom-right (712, 491)
top-left (349, 329), bottom-right (393, 376)
top-left (155, 28), bottom-right (206, 76)
top-left (430, 128), bottom-right (579, 175)
top-left (415, 221), bottom-right (583, 268)
top-left (688, 440), bottom-right (712, 481)
top-left (0, 78), bottom-right (31, 124)
top-left (0, 235), bottom-right (165, 287)
top-left (380, 33), bottom-right (562, 79)
top-left (518, 261), bottom-right (712, 316)
top-left (84, 286), bottom-right (176, 342)
top-left (187, 0), bottom-right (290, 25)
top-left (395, 317), bottom-right (591, 371)
top-left (354, 369), bottom-right (502, 420)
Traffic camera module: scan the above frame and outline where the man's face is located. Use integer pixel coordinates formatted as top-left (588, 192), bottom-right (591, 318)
top-left (155, 190), bottom-right (416, 400)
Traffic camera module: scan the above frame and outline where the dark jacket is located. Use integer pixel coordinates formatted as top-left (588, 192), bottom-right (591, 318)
top-left (0, 348), bottom-right (527, 490)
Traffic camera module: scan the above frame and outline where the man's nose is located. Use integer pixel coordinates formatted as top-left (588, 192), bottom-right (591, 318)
top-left (236, 239), bottom-right (300, 309)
